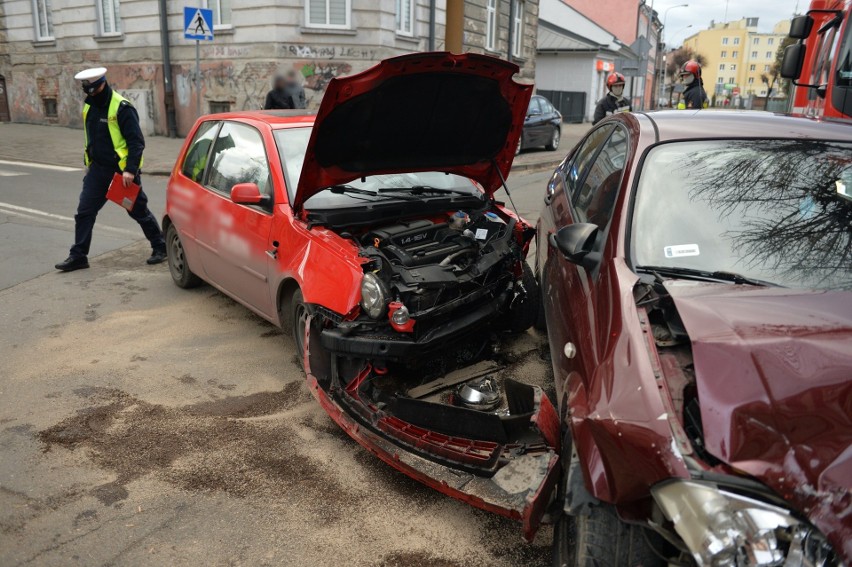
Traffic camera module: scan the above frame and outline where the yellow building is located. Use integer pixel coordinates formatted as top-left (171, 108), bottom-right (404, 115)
top-left (682, 18), bottom-right (791, 103)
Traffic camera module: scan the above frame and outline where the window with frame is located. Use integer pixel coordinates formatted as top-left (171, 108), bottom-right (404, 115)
top-left (733, 37), bottom-right (740, 45)
top-left (730, 64), bottom-right (736, 71)
top-left (729, 76), bottom-right (735, 83)
top-left (767, 37), bottom-right (774, 45)
top-left (732, 50), bottom-right (738, 58)
top-left (204, 0), bottom-right (231, 28)
top-left (181, 121), bottom-right (220, 183)
top-left (717, 76), bottom-right (724, 84)
top-left (764, 64), bottom-right (770, 71)
top-left (751, 51), bottom-right (758, 58)
top-left (753, 37), bottom-right (759, 45)
top-left (396, 0), bottom-right (414, 35)
top-left (573, 126), bottom-right (628, 229)
top-left (43, 97), bottom-right (57, 117)
top-left (563, 124), bottom-right (615, 202)
top-left (486, 0), bottom-right (497, 51)
top-left (750, 64), bottom-right (756, 71)
top-left (32, 0), bottom-right (54, 40)
top-left (306, 0), bottom-right (350, 28)
top-left (766, 51), bottom-right (772, 58)
top-left (722, 37), bottom-right (729, 45)
top-left (207, 121), bottom-right (273, 203)
top-left (98, 0), bottom-right (121, 35)
top-left (719, 63), bottom-right (726, 71)
top-left (721, 50), bottom-right (727, 58)
top-left (747, 77), bottom-right (754, 84)
top-left (512, 1), bottom-right (524, 58)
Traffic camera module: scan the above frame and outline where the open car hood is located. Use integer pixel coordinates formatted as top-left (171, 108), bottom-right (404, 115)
top-left (665, 282), bottom-right (852, 559)
top-left (293, 52), bottom-right (533, 211)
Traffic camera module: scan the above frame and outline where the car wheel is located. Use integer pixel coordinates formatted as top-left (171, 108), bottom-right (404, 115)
top-left (515, 135), bottom-right (523, 156)
top-left (507, 263), bottom-right (540, 333)
top-left (289, 289), bottom-right (308, 369)
top-left (166, 224), bottom-right (202, 289)
top-left (546, 127), bottom-right (561, 151)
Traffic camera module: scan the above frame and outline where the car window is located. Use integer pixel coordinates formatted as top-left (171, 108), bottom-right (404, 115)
top-left (564, 124), bottom-right (616, 202)
top-left (573, 126), bottom-right (628, 228)
top-left (541, 98), bottom-right (554, 113)
top-left (528, 97), bottom-right (542, 115)
top-left (181, 121), bottom-right (219, 184)
top-left (206, 122), bottom-right (273, 203)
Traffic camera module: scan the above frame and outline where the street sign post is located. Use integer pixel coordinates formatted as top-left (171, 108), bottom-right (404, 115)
top-left (184, 7), bottom-right (214, 117)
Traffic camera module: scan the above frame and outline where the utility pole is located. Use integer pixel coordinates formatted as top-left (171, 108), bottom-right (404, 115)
top-left (445, 0), bottom-right (464, 53)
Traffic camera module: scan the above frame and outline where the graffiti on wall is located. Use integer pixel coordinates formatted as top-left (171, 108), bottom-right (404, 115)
top-left (175, 61), bottom-right (273, 112)
top-left (300, 62), bottom-right (353, 92)
top-left (281, 44), bottom-right (379, 60)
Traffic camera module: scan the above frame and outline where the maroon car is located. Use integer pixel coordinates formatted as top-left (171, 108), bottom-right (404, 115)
top-left (536, 111), bottom-right (852, 566)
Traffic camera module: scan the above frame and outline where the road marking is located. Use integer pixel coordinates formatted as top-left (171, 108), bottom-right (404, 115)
top-left (0, 159), bottom-right (81, 172)
top-left (0, 201), bottom-right (139, 237)
top-left (0, 169), bottom-right (28, 177)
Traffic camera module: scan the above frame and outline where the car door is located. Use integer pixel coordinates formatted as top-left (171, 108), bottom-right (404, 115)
top-left (539, 124), bottom-right (629, 409)
top-left (195, 120), bottom-right (276, 318)
top-left (525, 97), bottom-right (547, 146)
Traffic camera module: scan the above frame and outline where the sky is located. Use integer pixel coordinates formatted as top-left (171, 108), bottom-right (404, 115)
top-left (651, 0), bottom-right (801, 46)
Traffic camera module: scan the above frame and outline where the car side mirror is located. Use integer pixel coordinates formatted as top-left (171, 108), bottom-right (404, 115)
top-left (549, 223), bottom-right (599, 268)
top-left (780, 43), bottom-right (806, 80)
top-left (788, 15), bottom-right (813, 39)
top-left (231, 183), bottom-right (270, 206)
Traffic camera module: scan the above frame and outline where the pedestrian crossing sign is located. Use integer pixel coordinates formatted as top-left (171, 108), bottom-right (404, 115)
top-left (184, 7), bottom-right (214, 41)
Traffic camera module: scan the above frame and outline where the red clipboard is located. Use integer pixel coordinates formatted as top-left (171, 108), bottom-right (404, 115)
top-left (106, 173), bottom-right (140, 211)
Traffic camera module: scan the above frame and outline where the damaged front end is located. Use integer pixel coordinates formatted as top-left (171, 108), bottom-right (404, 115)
top-left (304, 315), bottom-right (560, 541)
top-left (633, 278), bottom-right (847, 566)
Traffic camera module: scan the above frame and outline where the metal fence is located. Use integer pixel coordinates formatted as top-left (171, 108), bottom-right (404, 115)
top-left (537, 90), bottom-right (587, 123)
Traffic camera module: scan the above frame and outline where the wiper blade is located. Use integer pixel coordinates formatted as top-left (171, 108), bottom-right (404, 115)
top-left (326, 185), bottom-right (420, 201)
top-left (377, 185), bottom-right (475, 197)
top-left (636, 265), bottom-right (780, 287)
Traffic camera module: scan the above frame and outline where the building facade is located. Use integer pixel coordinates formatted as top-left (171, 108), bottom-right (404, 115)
top-left (682, 17), bottom-right (790, 104)
top-left (0, 0), bottom-right (538, 136)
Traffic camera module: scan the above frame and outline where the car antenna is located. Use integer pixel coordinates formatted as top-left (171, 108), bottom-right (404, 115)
top-left (491, 159), bottom-right (519, 213)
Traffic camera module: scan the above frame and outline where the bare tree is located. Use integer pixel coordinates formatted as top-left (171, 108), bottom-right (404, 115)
top-left (762, 36), bottom-right (798, 103)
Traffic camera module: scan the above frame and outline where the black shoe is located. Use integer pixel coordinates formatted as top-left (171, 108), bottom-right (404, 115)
top-left (55, 256), bottom-right (89, 272)
top-left (147, 249), bottom-right (167, 265)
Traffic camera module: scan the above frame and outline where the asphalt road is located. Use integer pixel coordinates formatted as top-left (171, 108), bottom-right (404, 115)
top-left (0, 163), bottom-right (557, 566)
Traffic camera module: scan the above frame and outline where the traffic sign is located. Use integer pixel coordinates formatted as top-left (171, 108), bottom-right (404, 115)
top-left (184, 7), bottom-right (214, 41)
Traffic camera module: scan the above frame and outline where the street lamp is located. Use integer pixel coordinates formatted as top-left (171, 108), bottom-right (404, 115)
top-left (658, 4), bottom-right (688, 107)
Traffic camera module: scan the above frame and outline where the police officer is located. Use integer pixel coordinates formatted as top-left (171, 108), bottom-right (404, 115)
top-left (593, 72), bottom-right (631, 124)
top-left (677, 60), bottom-right (709, 110)
top-left (55, 67), bottom-right (166, 272)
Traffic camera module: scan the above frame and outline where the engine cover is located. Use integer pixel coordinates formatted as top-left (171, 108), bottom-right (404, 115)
top-left (365, 220), bottom-right (475, 267)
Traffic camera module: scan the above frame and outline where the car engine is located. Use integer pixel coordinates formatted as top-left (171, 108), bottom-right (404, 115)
top-left (359, 211), bottom-right (520, 317)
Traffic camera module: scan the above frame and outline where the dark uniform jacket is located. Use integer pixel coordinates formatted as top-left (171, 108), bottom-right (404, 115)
top-left (680, 81), bottom-right (709, 110)
top-left (284, 84), bottom-right (306, 109)
top-left (593, 93), bottom-right (632, 124)
top-left (84, 85), bottom-right (145, 175)
top-left (264, 88), bottom-right (293, 110)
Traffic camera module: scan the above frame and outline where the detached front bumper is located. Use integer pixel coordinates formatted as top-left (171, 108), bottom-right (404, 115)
top-left (319, 295), bottom-right (502, 360)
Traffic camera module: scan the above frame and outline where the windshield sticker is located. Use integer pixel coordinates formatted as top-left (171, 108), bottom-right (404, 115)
top-left (475, 228), bottom-right (488, 240)
top-left (664, 244), bottom-right (700, 258)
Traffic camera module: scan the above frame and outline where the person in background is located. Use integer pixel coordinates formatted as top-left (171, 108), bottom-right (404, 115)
top-left (264, 75), bottom-right (292, 110)
top-left (55, 67), bottom-right (166, 272)
top-left (593, 72), bottom-right (631, 124)
top-left (284, 70), bottom-right (306, 110)
top-left (677, 60), bottom-right (709, 110)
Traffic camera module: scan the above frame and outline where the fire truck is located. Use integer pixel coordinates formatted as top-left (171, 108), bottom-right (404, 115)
top-left (781, 0), bottom-right (852, 119)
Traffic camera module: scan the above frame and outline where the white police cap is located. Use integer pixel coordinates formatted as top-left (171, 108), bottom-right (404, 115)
top-left (74, 67), bottom-right (108, 82)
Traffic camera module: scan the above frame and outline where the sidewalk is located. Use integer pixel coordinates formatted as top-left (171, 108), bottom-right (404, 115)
top-left (0, 121), bottom-right (590, 176)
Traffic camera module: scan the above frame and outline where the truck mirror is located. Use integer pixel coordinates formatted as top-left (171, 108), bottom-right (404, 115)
top-left (789, 15), bottom-right (813, 39)
top-left (780, 44), bottom-right (806, 80)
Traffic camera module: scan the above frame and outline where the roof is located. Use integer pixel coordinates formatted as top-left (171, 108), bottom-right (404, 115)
top-left (199, 110), bottom-right (316, 127)
top-left (537, 22), bottom-right (601, 52)
top-left (638, 110), bottom-right (852, 142)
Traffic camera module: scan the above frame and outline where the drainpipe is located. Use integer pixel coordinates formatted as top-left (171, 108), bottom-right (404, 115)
top-left (158, 0), bottom-right (178, 138)
top-left (507, 0), bottom-right (514, 63)
top-left (428, 0), bottom-right (436, 51)
top-left (445, 0), bottom-right (464, 53)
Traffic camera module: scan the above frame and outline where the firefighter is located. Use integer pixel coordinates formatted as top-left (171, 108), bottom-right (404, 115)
top-left (677, 60), bottom-right (709, 110)
top-left (55, 67), bottom-right (166, 272)
top-left (593, 72), bottom-right (632, 124)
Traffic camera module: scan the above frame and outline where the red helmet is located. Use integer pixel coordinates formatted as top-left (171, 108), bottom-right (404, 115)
top-left (680, 60), bottom-right (701, 78)
top-left (606, 72), bottom-right (626, 89)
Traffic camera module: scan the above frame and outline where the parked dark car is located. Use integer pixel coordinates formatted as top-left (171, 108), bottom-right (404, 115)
top-left (517, 94), bottom-right (562, 154)
top-left (536, 111), bottom-right (852, 566)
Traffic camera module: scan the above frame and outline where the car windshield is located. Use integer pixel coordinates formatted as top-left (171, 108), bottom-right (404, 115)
top-left (273, 127), bottom-right (483, 208)
top-left (632, 139), bottom-right (852, 290)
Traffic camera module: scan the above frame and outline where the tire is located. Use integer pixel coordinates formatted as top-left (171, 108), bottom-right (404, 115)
top-left (287, 289), bottom-right (308, 369)
top-left (507, 263), bottom-right (540, 333)
top-left (166, 224), bottom-right (202, 289)
top-left (546, 126), bottom-right (561, 151)
top-left (515, 135), bottom-right (523, 156)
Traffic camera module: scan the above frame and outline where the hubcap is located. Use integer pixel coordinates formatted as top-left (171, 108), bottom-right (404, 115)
top-left (168, 232), bottom-right (185, 281)
top-left (552, 129), bottom-right (560, 149)
top-left (294, 304), bottom-right (308, 356)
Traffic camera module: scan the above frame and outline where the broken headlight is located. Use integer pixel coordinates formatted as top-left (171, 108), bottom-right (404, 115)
top-left (360, 272), bottom-right (389, 319)
top-left (652, 480), bottom-right (839, 566)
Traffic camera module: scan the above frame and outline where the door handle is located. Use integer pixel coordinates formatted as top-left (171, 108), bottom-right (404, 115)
top-left (266, 240), bottom-right (279, 260)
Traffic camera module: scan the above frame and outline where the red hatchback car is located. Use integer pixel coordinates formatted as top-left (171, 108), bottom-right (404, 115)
top-left (164, 53), bottom-right (560, 539)
top-left (537, 111), bottom-right (852, 566)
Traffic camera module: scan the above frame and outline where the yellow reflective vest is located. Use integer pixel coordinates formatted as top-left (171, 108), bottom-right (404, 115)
top-left (82, 91), bottom-right (143, 171)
